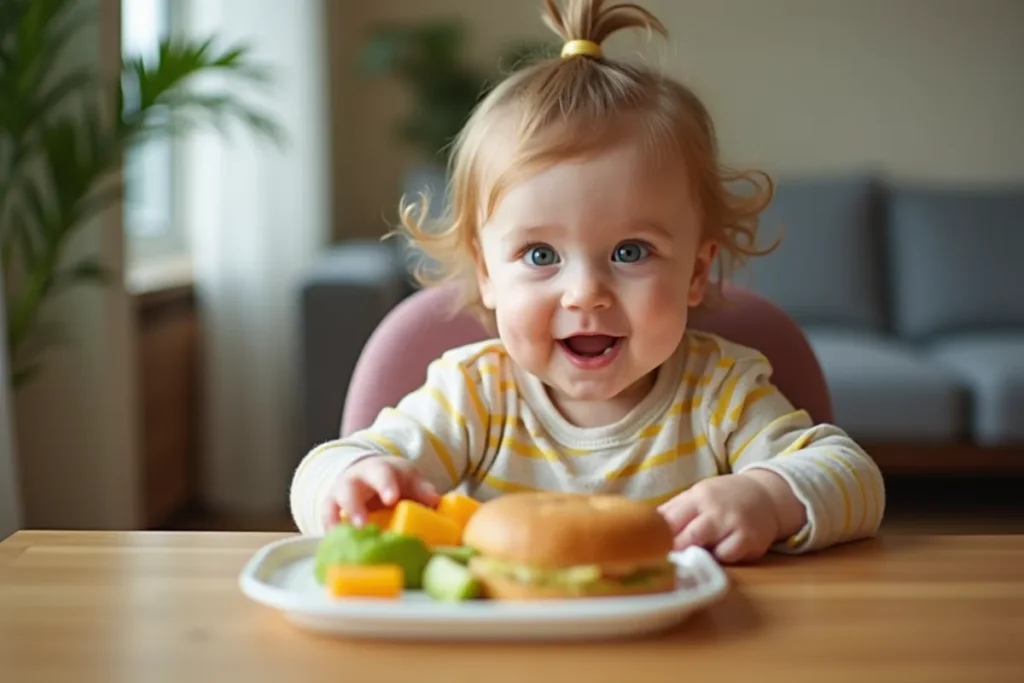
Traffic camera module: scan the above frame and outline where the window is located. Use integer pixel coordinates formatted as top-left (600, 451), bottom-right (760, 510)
top-left (121, 0), bottom-right (187, 272)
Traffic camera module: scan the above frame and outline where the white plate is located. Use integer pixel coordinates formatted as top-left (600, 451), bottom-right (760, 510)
top-left (238, 536), bottom-right (730, 641)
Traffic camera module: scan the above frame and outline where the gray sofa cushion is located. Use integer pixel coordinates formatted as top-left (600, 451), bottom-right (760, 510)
top-left (804, 329), bottom-right (967, 442)
top-left (928, 334), bottom-right (1024, 445)
top-left (738, 176), bottom-right (886, 331)
top-left (887, 186), bottom-right (1024, 339)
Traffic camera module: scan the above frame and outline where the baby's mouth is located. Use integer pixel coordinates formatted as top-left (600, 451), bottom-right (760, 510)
top-left (558, 335), bottom-right (622, 358)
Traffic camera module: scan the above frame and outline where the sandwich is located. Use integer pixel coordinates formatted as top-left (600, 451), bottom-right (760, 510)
top-left (462, 492), bottom-right (677, 600)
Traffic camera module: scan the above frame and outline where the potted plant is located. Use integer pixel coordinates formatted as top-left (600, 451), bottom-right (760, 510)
top-left (0, 0), bottom-right (280, 389)
top-left (357, 18), bottom-right (554, 219)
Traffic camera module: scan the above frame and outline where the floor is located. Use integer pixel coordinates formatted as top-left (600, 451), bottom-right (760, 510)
top-left (164, 474), bottom-right (1024, 535)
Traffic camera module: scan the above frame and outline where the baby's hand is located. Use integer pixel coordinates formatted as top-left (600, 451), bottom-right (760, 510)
top-left (321, 455), bottom-right (440, 530)
top-left (657, 473), bottom-right (784, 564)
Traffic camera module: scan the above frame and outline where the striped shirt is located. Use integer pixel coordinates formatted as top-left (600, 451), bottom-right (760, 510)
top-left (291, 330), bottom-right (885, 552)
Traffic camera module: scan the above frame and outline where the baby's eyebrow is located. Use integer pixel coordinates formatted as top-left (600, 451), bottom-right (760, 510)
top-left (630, 220), bottom-right (674, 240)
top-left (502, 223), bottom-right (561, 243)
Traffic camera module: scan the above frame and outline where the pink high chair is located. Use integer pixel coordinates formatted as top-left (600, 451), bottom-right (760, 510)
top-left (340, 283), bottom-right (832, 436)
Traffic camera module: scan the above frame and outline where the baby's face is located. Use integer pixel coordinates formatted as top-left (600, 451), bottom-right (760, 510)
top-left (475, 138), bottom-right (716, 414)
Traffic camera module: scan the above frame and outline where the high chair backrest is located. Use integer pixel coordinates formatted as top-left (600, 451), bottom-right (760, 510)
top-left (340, 283), bottom-right (832, 436)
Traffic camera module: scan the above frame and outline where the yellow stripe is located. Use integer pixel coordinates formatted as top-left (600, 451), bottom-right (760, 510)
top-left (483, 475), bottom-right (538, 494)
top-left (681, 371), bottom-right (714, 387)
top-left (728, 410), bottom-right (808, 467)
top-left (302, 441), bottom-right (338, 462)
top-left (636, 423), bottom-right (663, 439)
top-left (422, 431), bottom-right (459, 485)
top-left (816, 457), bottom-right (852, 536)
top-left (728, 384), bottom-right (776, 422)
top-left (710, 375), bottom-right (742, 426)
top-left (363, 432), bottom-right (403, 458)
top-left (438, 359), bottom-right (488, 428)
top-left (823, 451), bottom-right (870, 535)
top-left (668, 397), bottom-right (700, 416)
top-left (780, 417), bottom-right (815, 455)
top-left (478, 364), bottom-right (500, 377)
top-left (463, 344), bottom-right (507, 365)
top-left (421, 389), bottom-right (467, 431)
top-left (488, 436), bottom-right (551, 460)
top-left (606, 435), bottom-right (708, 480)
top-left (786, 526), bottom-right (811, 549)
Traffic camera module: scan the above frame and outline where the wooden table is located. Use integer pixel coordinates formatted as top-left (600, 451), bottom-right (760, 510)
top-left (1, 531), bottom-right (1023, 683)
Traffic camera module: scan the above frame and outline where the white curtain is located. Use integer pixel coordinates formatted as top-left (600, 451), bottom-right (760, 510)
top-left (182, 0), bottom-right (331, 514)
top-left (0, 262), bottom-right (23, 539)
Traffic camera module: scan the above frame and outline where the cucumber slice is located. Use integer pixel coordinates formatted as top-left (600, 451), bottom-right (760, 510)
top-left (423, 555), bottom-right (482, 601)
top-left (432, 545), bottom-right (478, 565)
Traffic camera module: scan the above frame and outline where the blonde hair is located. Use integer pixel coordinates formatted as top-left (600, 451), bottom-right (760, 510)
top-left (393, 0), bottom-right (775, 331)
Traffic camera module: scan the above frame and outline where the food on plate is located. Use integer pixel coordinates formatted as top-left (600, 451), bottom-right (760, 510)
top-left (431, 545), bottom-right (478, 565)
top-left (340, 507), bottom-right (395, 530)
top-left (422, 554), bottom-right (482, 601)
top-left (314, 522), bottom-right (431, 589)
top-left (435, 492), bottom-right (481, 533)
top-left (462, 492), bottom-right (677, 600)
top-left (389, 500), bottom-right (462, 548)
top-left (325, 564), bottom-right (404, 599)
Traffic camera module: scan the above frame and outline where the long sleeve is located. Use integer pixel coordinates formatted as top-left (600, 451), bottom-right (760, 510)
top-left (703, 352), bottom-right (886, 553)
top-left (290, 347), bottom-right (499, 535)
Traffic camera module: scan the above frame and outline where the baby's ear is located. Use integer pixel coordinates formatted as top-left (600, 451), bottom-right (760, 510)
top-left (688, 240), bottom-right (718, 307)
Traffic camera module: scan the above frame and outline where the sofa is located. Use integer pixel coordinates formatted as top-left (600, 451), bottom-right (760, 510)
top-left (299, 175), bottom-right (1024, 474)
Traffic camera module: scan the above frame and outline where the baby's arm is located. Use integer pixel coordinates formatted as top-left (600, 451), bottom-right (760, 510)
top-left (706, 355), bottom-right (886, 554)
top-left (290, 354), bottom-right (493, 535)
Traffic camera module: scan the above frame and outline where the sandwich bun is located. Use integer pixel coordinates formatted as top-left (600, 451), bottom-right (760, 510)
top-left (462, 492), bottom-right (677, 600)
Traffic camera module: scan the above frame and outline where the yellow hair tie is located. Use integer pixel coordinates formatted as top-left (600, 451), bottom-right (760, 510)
top-left (561, 39), bottom-right (602, 59)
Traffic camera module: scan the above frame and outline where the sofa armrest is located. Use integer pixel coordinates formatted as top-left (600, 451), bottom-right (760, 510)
top-left (298, 240), bottom-right (411, 457)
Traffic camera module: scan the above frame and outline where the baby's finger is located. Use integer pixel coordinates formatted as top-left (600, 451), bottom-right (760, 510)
top-left (659, 496), bottom-right (700, 535)
top-left (360, 464), bottom-right (402, 507)
top-left (712, 531), bottom-right (751, 564)
top-left (333, 477), bottom-right (373, 526)
top-left (320, 497), bottom-right (342, 532)
top-left (674, 514), bottom-right (725, 551)
top-left (407, 477), bottom-right (440, 507)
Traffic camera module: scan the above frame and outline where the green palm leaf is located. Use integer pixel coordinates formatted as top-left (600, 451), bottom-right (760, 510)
top-left (1, 0), bottom-right (281, 388)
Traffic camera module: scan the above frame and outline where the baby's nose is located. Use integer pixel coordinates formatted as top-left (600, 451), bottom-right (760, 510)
top-left (561, 268), bottom-right (613, 311)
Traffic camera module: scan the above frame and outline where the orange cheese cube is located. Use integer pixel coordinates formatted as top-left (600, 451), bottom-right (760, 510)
top-left (435, 492), bottom-right (481, 533)
top-left (389, 500), bottom-right (461, 548)
top-left (325, 564), bottom-right (403, 599)
top-left (339, 507), bottom-right (395, 529)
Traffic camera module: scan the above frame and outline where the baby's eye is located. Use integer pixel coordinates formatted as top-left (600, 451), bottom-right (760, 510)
top-left (612, 241), bottom-right (650, 263)
top-left (523, 244), bottom-right (560, 267)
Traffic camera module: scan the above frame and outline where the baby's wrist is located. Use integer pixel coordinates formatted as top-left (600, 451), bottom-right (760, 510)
top-left (739, 468), bottom-right (807, 540)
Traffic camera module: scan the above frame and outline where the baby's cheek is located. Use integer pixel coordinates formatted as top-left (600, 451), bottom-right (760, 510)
top-left (496, 300), bottom-right (552, 367)
top-left (636, 277), bottom-right (688, 319)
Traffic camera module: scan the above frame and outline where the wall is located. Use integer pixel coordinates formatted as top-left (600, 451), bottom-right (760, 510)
top-left (330, 0), bottom-right (1024, 239)
top-left (12, 0), bottom-right (141, 530)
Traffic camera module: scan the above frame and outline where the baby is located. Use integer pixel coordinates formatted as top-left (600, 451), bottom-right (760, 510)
top-left (292, 0), bottom-right (885, 564)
